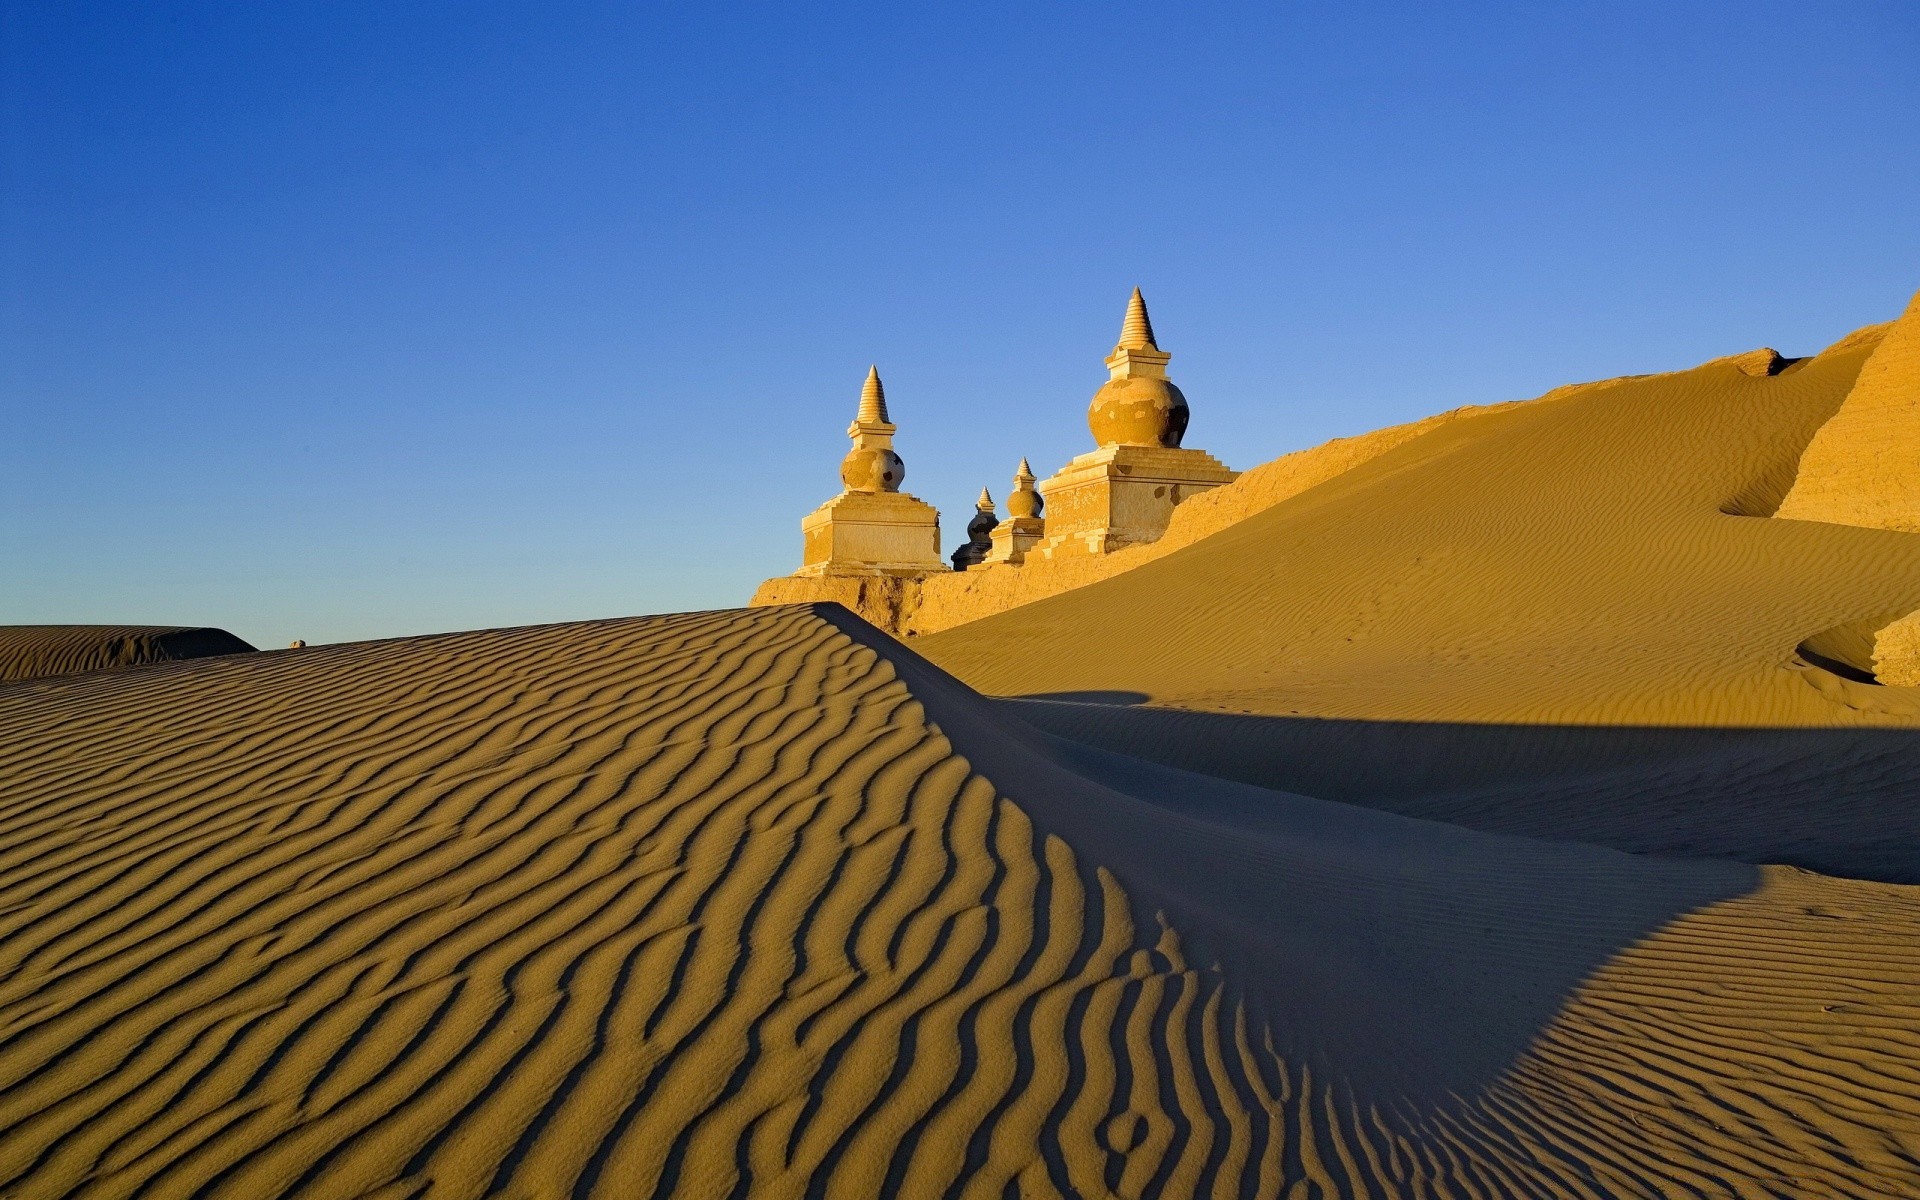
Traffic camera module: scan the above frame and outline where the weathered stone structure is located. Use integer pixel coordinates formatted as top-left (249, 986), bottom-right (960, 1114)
top-left (795, 367), bottom-right (945, 577)
top-left (1034, 289), bottom-right (1236, 556)
top-left (754, 289), bottom-right (1239, 631)
top-left (986, 459), bottom-right (1046, 566)
top-left (951, 489), bottom-right (998, 571)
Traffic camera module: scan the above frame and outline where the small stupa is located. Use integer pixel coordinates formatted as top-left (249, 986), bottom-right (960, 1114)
top-left (795, 367), bottom-right (945, 576)
top-left (986, 458), bottom-right (1046, 565)
top-left (1035, 289), bottom-right (1236, 555)
top-left (951, 488), bottom-right (998, 571)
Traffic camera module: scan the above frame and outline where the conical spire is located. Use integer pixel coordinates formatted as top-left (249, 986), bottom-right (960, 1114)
top-left (976, 487), bottom-right (995, 509)
top-left (1015, 458), bottom-right (1035, 484)
top-left (1117, 287), bottom-right (1158, 351)
top-left (856, 365), bottom-right (890, 424)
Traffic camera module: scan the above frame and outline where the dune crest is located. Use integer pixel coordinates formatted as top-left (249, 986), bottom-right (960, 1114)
top-left (4, 607), bottom-right (1920, 1196)
top-left (920, 324), bottom-right (1920, 728)
top-left (0, 626), bottom-right (255, 684)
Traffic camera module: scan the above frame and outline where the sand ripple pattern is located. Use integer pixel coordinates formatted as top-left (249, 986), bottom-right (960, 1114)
top-left (0, 610), bottom-right (1296, 1198)
top-left (4, 608), bottom-right (1920, 1197)
top-left (0, 627), bottom-right (254, 685)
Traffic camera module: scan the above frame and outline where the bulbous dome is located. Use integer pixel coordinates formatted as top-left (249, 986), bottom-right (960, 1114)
top-left (1088, 375), bottom-right (1188, 448)
top-left (841, 446), bottom-right (904, 492)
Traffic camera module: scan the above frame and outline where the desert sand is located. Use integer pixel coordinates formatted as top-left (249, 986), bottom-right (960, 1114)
top-left (7, 300), bottom-right (1920, 1197)
top-left (0, 627), bottom-right (255, 685)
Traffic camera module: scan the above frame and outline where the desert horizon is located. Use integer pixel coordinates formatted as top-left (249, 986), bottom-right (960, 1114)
top-left (10, 282), bottom-right (1920, 1196)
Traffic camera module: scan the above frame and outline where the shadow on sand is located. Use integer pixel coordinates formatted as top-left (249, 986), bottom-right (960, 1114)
top-left (820, 610), bottom-right (1766, 1100)
top-left (1003, 695), bottom-right (1920, 885)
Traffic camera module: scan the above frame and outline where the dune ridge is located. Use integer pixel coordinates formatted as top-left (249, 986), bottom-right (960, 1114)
top-left (0, 627), bottom-right (255, 684)
top-left (4, 608), bottom-right (1920, 1196)
top-left (919, 324), bottom-right (1920, 728)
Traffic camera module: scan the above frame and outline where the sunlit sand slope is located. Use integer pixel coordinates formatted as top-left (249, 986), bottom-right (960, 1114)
top-left (4, 606), bottom-right (1920, 1197)
top-left (0, 627), bottom-right (254, 684)
top-left (1780, 289), bottom-right (1920, 530)
top-left (919, 329), bottom-right (1920, 726)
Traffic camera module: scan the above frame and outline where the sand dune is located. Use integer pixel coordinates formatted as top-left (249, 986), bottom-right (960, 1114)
top-left (0, 627), bottom-right (255, 684)
top-left (4, 606), bottom-right (1920, 1197)
top-left (12, 298), bottom-right (1920, 1196)
top-left (919, 325), bottom-right (1920, 727)
top-left (1779, 288), bottom-right (1920, 530)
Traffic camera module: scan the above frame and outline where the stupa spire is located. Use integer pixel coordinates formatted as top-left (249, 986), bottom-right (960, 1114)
top-left (1117, 287), bottom-right (1159, 352)
top-left (856, 365), bottom-right (890, 424)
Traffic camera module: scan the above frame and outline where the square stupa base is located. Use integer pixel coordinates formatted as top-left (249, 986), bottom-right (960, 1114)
top-left (797, 490), bottom-right (946, 577)
top-left (1036, 444), bottom-right (1236, 555)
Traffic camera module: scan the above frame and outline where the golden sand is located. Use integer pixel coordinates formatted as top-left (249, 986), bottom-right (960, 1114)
top-left (8, 308), bottom-right (1920, 1196)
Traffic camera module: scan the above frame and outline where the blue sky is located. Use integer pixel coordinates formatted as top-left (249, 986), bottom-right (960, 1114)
top-left (5, 1), bottom-right (1917, 647)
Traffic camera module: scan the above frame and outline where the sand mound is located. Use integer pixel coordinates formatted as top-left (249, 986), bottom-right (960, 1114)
top-left (3, 605), bottom-right (1920, 1196)
top-left (0, 626), bottom-right (255, 684)
top-left (1778, 288), bottom-right (1920, 530)
top-left (919, 323), bottom-right (1920, 729)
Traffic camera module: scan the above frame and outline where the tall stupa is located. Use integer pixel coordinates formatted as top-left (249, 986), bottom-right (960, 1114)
top-left (1035, 289), bottom-right (1236, 555)
top-left (794, 367), bottom-right (946, 577)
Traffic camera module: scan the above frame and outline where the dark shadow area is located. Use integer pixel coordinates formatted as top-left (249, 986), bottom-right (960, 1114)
top-left (1001, 697), bottom-right (1920, 884)
top-left (1018, 690), bottom-right (1151, 706)
top-left (815, 606), bottom-right (1760, 1100)
top-left (1797, 643), bottom-right (1878, 684)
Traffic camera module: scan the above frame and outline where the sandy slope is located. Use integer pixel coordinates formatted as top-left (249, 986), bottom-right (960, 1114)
top-left (919, 328), bottom-right (1920, 726)
top-left (0, 627), bottom-right (255, 683)
top-left (1779, 289), bottom-right (1920, 530)
top-left (4, 606), bottom-right (1920, 1198)
top-left (912, 325), bottom-right (1920, 890)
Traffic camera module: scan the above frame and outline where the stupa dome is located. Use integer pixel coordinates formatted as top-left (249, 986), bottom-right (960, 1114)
top-left (1088, 375), bottom-right (1189, 448)
top-left (840, 446), bottom-right (904, 492)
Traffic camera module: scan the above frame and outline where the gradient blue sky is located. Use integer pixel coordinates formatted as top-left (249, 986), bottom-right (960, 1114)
top-left (5, 2), bottom-right (1918, 647)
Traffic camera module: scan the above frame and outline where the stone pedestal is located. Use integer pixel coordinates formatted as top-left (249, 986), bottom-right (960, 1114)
top-left (984, 515), bottom-right (1046, 566)
top-left (798, 490), bottom-right (946, 577)
top-left (1036, 444), bottom-right (1236, 555)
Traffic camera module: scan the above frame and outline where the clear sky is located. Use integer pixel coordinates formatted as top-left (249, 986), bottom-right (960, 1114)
top-left (5, 1), bottom-right (1918, 648)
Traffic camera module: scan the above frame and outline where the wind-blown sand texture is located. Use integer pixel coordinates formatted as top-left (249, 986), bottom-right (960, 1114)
top-left (5, 604), bottom-right (1920, 1198)
top-left (0, 627), bottom-right (255, 684)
